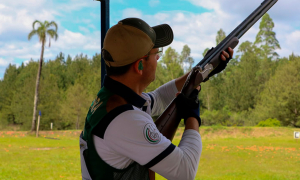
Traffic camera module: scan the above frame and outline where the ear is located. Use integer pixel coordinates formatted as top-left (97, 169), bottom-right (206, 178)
top-left (133, 60), bottom-right (143, 75)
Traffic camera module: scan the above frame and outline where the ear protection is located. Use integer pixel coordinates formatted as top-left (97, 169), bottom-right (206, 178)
top-left (138, 61), bottom-right (143, 70)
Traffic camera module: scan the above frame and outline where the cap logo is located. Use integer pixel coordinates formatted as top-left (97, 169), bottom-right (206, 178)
top-left (143, 123), bottom-right (161, 144)
top-left (149, 27), bottom-right (154, 33)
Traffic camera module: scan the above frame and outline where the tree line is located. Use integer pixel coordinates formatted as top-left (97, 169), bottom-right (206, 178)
top-left (0, 13), bottom-right (299, 130)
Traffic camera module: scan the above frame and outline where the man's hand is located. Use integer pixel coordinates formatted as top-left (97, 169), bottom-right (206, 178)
top-left (175, 86), bottom-right (201, 127)
top-left (203, 47), bottom-right (234, 82)
top-left (220, 47), bottom-right (234, 61)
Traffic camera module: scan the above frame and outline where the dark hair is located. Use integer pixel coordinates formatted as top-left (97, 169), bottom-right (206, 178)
top-left (102, 49), bottom-right (133, 76)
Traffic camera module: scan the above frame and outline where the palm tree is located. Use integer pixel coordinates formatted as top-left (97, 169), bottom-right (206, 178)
top-left (28, 20), bottom-right (58, 132)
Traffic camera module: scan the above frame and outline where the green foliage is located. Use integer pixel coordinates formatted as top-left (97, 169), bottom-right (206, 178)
top-left (0, 53), bottom-right (100, 130)
top-left (180, 45), bottom-right (194, 72)
top-left (257, 118), bottom-right (281, 127)
top-left (223, 41), bottom-right (261, 112)
top-left (254, 13), bottom-right (280, 60)
top-left (146, 46), bottom-right (185, 92)
top-left (202, 48), bottom-right (210, 58)
top-left (253, 55), bottom-right (300, 127)
top-left (0, 64), bottom-right (19, 125)
top-left (216, 28), bottom-right (226, 45)
top-left (28, 20), bottom-right (58, 44)
top-left (59, 82), bottom-right (92, 130)
top-left (201, 109), bottom-right (230, 126)
top-left (2, 14), bottom-right (299, 129)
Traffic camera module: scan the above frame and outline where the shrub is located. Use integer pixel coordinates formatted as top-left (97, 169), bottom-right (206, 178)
top-left (256, 118), bottom-right (281, 127)
top-left (201, 109), bottom-right (230, 126)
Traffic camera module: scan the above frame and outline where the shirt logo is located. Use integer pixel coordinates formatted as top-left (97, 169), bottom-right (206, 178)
top-left (90, 97), bottom-right (103, 114)
top-left (143, 123), bottom-right (161, 144)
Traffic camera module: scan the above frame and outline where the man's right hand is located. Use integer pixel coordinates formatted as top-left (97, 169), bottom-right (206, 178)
top-left (175, 86), bottom-right (201, 127)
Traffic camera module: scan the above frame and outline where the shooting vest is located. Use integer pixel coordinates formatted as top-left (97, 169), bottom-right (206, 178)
top-left (80, 77), bottom-right (150, 180)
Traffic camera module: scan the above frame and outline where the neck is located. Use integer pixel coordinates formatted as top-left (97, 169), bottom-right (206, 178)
top-left (109, 74), bottom-right (148, 96)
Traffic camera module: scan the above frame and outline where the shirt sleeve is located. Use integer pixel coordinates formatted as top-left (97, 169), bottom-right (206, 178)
top-left (104, 110), bottom-right (174, 166)
top-left (150, 130), bottom-right (202, 180)
top-left (104, 110), bottom-right (202, 180)
top-left (147, 80), bottom-right (178, 117)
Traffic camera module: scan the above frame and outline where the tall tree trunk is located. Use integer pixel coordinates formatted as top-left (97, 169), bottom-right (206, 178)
top-left (31, 40), bottom-right (45, 132)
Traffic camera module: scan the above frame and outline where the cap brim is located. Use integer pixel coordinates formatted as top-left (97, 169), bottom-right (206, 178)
top-left (152, 24), bottom-right (174, 48)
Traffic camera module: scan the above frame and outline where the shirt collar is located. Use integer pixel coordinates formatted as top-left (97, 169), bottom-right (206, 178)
top-left (103, 76), bottom-right (146, 108)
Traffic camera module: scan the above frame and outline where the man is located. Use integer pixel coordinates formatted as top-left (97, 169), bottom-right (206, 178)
top-left (80, 18), bottom-right (233, 180)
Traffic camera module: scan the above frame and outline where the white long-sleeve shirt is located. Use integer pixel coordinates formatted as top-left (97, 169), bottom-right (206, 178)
top-left (93, 79), bottom-right (202, 180)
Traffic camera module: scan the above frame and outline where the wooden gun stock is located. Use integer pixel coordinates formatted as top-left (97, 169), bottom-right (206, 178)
top-left (155, 67), bottom-right (203, 141)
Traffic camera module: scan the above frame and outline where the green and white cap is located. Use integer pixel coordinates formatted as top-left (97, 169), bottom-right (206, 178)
top-left (103, 18), bottom-right (174, 67)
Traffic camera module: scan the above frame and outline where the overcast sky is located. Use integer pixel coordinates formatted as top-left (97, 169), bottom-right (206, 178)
top-left (0, 0), bottom-right (299, 79)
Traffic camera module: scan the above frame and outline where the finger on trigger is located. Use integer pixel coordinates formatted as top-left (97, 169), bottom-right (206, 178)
top-left (228, 47), bottom-right (233, 56)
top-left (221, 55), bottom-right (226, 61)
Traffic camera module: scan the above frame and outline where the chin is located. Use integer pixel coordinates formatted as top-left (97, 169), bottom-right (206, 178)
top-left (151, 76), bottom-right (156, 82)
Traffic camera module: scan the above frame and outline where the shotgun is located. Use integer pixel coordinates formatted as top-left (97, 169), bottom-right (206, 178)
top-left (155, 0), bottom-right (278, 140)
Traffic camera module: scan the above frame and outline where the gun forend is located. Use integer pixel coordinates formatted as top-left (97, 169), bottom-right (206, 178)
top-left (204, 37), bottom-right (239, 73)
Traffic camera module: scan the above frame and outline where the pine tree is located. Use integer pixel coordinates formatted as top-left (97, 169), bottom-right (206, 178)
top-left (254, 13), bottom-right (280, 60)
top-left (216, 29), bottom-right (226, 45)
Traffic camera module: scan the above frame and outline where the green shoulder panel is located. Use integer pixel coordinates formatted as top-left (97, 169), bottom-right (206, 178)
top-left (81, 87), bottom-right (149, 180)
top-left (83, 87), bottom-right (112, 140)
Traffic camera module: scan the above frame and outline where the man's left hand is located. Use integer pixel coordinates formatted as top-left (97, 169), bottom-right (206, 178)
top-left (203, 47), bottom-right (234, 82)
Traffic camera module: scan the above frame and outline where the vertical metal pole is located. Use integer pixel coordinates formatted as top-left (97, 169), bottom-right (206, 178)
top-left (101, 0), bottom-right (109, 87)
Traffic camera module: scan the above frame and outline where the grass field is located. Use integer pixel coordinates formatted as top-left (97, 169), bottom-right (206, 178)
top-left (0, 127), bottom-right (299, 180)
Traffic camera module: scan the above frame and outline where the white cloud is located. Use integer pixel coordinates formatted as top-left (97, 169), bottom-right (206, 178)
top-left (88, 24), bottom-right (97, 30)
top-left (0, 1), bottom-right (57, 39)
top-left (1, 0), bottom-right (300, 79)
top-left (286, 30), bottom-right (300, 55)
top-left (79, 26), bottom-right (90, 34)
top-left (122, 8), bottom-right (143, 19)
top-left (0, 28), bottom-right (100, 68)
top-left (0, 58), bottom-right (10, 66)
top-left (55, 0), bottom-right (93, 12)
top-left (0, 57), bottom-right (15, 79)
top-left (0, 0), bottom-right (102, 79)
top-left (51, 30), bottom-right (100, 51)
top-left (149, 0), bottom-right (160, 7)
top-left (187, 0), bottom-right (220, 11)
top-left (1, 0), bottom-right (47, 9)
top-left (24, 60), bottom-right (30, 66)
top-left (131, 0), bottom-right (300, 61)
top-left (0, 42), bottom-right (40, 59)
top-left (90, 12), bottom-right (99, 19)
top-left (153, 13), bottom-right (169, 22)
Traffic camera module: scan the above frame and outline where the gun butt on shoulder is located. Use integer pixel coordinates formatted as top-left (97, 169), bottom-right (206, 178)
top-left (155, 101), bottom-right (181, 141)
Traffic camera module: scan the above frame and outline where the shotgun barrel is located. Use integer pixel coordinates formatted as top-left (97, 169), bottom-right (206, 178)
top-left (155, 0), bottom-right (278, 141)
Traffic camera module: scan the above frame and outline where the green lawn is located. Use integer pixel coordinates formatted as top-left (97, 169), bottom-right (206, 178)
top-left (1, 127), bottom-right (300, 180)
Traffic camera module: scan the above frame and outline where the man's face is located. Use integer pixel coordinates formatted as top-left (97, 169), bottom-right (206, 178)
top-left (143, 48), bottom-right (160, 83)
